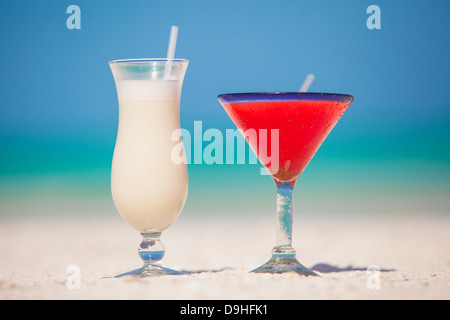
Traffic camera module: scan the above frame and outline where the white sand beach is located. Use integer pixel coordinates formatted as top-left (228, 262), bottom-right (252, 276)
top-left (0, 199), bottom-right (449, 300)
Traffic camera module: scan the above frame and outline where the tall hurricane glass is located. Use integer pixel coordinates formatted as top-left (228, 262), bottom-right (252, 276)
top-left (218, 92), bottom-right (354, 276)
top-left (109, 59), bottom-right (189, 277)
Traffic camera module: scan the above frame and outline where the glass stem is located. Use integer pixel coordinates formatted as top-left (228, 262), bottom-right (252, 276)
top-left (138, 232), bottom-right (165, 270)
top-left (272, 181), bottom-right (296, 258)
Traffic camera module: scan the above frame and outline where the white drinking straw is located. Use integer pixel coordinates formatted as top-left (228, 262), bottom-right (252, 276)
top-left (164, 25), bottom-right (179, 79)
top-left (299, 73), bottom-right (315, 92)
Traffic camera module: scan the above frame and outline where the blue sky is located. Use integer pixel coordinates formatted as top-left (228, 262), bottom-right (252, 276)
top-left (1, 0), bottom-right (448, 138)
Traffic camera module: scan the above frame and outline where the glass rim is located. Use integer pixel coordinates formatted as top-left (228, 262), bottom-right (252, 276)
top-left (109, 58), bottom-right (189, 65)
top-left (218, 92), bottom-right (354, 104)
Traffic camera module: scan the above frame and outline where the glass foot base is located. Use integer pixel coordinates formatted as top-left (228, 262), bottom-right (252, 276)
top-left (114, 266), bottom-right (186, 278)
top-left (251, 257), bottom-right (319, 277)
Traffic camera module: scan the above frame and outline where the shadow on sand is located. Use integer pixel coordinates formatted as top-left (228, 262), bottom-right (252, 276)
top-left (311, 263), bottom-right (396, 273)
top-left (180, 267), bottom-right (233, 275)
top-left (179, 264), bottom-right (396, 275)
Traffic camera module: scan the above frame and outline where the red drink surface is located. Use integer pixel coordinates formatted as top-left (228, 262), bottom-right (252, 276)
top-left (222, 99), bottom-right (350, 182)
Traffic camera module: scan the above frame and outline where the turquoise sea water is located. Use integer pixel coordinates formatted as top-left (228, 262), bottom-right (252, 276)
top-left (1, 121), bottom-right (448, 218)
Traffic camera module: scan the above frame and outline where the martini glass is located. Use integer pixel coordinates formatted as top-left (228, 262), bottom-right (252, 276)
top-left (218, 92), bottom-right (354, 276)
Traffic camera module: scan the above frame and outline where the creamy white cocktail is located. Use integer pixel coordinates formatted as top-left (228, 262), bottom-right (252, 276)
top-left (111, 80), bottom-right (188, 232)
top-left (109, 59), bottom-right (189, 277)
